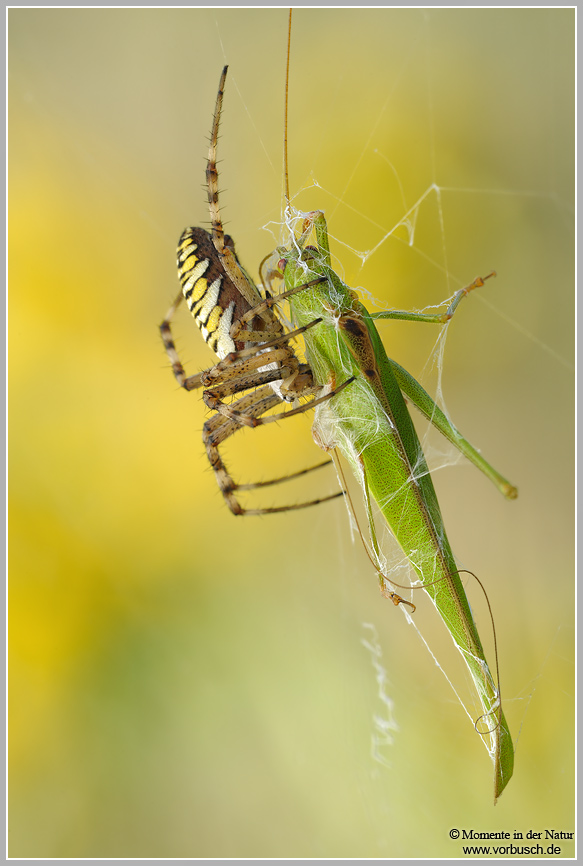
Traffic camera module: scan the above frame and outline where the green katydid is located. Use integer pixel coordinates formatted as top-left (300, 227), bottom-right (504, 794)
top-left (274, 208), bottom-right (516, 801)
top-left (163, 40), bottom-right (516, 798)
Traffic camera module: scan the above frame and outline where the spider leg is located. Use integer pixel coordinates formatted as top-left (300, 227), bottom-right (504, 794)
top-left (232, 276), bottom-right (328, 333)
top-left (159, 289), bottom-right (190, 388)
top-left (227, 317), bottom-right (323, 358)
top-left (201, 347), bottom-right (297, 391)
top-left (203, 385), bottom-right (342, 515)
top-left (206, 67), bottom-right (272, 320)
top-left (203, 360), bottom-right (297, 410)
top-left (206, 368), bottom-right (355, 429)
top-left (184, 318), bottom-right (324, 409)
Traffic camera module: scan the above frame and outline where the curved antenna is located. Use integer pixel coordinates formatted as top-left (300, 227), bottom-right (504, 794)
top-left (283, 8), bottom-right (292, 205)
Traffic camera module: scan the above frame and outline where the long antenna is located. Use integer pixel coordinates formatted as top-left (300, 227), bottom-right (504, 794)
top-left (283, 8), bottom-right (292, 204)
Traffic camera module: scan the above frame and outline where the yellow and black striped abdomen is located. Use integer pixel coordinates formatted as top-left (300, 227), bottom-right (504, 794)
top-left (177, 227), bottom-right (255, 359)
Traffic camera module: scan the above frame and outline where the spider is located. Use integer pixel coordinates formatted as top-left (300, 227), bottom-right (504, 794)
top-left (160, 66), bottom-right (349, 516)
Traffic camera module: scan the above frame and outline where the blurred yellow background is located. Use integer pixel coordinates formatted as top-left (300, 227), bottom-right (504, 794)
top-left (9, 7), bottom-right (574, 858)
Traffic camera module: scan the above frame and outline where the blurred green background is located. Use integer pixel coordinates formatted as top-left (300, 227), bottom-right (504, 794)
top-left (9, 7), bottom-right (574, 858)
